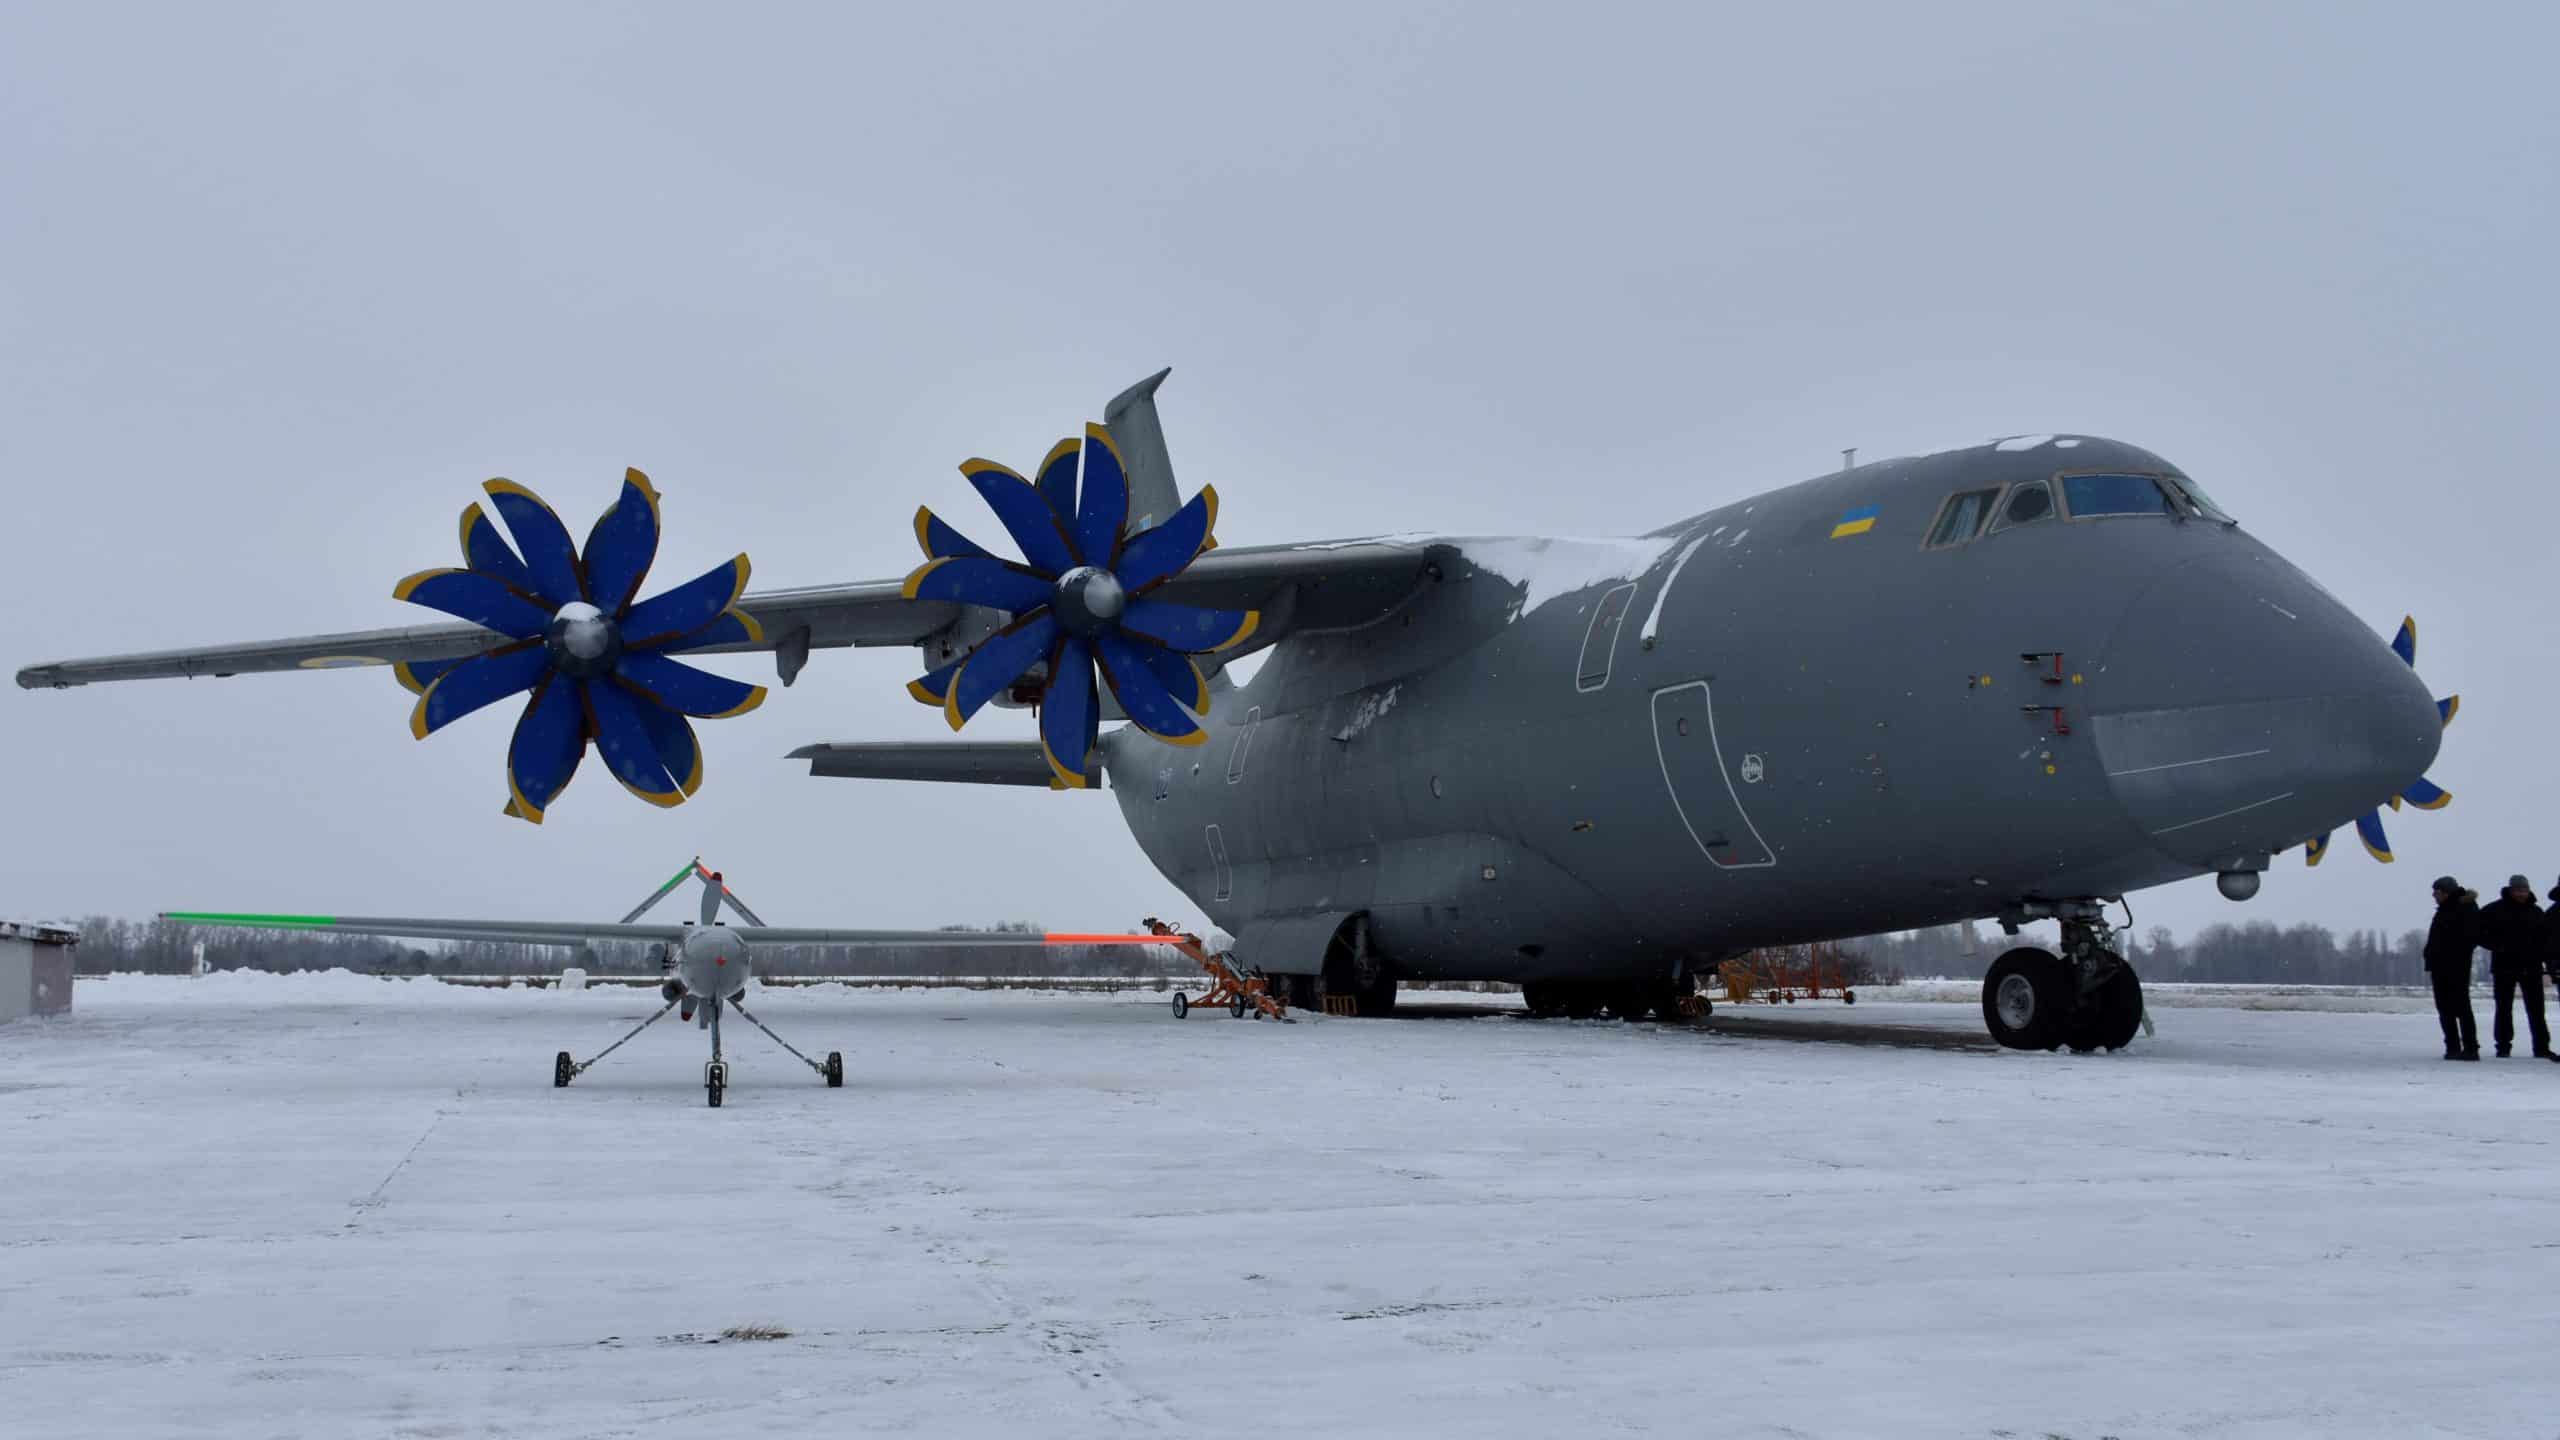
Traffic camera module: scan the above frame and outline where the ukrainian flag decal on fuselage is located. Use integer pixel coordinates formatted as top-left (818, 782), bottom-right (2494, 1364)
top-left (1830, 503), bottom-right (1880, 539)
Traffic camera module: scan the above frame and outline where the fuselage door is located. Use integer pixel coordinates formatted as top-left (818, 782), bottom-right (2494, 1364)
top-left (1651, 681), bottom-right (1775, 869)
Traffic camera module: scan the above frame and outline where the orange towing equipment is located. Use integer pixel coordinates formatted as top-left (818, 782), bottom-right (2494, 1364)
top-left (1142, 917), bottom-right (1291, 1021)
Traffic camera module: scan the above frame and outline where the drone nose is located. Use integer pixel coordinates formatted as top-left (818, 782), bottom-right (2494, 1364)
top-left (2091, 547), bottom-right (2440, 869)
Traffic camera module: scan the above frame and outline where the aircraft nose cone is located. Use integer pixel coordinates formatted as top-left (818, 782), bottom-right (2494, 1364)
top-left (2090, 547), bottom-right (2441, 869)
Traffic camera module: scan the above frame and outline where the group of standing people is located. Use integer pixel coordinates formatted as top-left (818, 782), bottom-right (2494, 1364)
top-left (2425, 875), bottom-right (2560, 1061)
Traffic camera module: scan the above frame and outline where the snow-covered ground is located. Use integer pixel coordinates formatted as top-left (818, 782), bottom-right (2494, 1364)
top-left (5, 974), bottom-right (2557, 1439)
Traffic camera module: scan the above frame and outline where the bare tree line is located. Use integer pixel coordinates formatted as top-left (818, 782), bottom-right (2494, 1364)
top-left (72, 913), bottom-right (2459, 989)
top-left (68, 916), bottom-right (1190, 980)
top-left (1860, 919), bottom-right (2444, 987)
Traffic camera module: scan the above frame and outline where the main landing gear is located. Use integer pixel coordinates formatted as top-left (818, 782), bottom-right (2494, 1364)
top-left (552, 990), bottom-right (847, 1105)
top-left (1981, 905), bottom-right (2145, 1053)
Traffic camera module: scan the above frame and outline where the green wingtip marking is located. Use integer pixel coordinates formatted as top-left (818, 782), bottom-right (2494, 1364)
top-left (162, 912), bottom-right (340, 928)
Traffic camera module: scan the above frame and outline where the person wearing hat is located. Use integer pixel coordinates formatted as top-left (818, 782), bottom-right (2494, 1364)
top-left (2423, 877), bottom-right (2481, 1060)
top-left (2473, 874), bottom-right (2553, 1060)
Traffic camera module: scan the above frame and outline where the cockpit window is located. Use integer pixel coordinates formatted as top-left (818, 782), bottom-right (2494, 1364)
top-left (1986, 478), bottom-right (2054, 533)
top-left (2164, 474), bottom-right (2235, 523)
top-left (2060, 472), bottom-right (2174, 518)
top-left (1924, 488), bottom-right (2000, 548)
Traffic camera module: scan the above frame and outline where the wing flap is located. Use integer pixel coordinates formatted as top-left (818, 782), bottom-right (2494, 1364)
top-left (788, 740), bottom-right (1087, 788)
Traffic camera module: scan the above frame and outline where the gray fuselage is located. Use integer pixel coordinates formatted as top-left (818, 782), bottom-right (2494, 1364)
top-left (1102, 436), bottom-right (2439, 985)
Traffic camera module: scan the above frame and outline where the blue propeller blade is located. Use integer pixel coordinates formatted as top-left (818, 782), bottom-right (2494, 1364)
top-left (944, 613), bottom-right (1060, 729)
top-left (505, 675), bottom-right (586, 824)
top-left (457, 503), bottom-right (540, 597)
top-left (962, 460), bottom-right (1079, 575)
top-left (2390, 615), bottom-right (2416, 669)
top-left (902, 556), bottom-right (1056, 613)
top-left (581, 469), bottom-right (662, 615)
top-left (2402, 776), bottom-right (2452, 810)
top-left (1034, 438), bottom-right (1080, 525)
top-left (394, 655), bottom-right (467, 697)
top-left (1095, 633), bottom-right (1205, 744)
top-left (2354, 808), bottom-right (2393, 862)
top-left (615, 652), bottom-right (766, 719)
top-left (908, 654), bottom-right (964, 707)
top-left (658, 608), bottom-right (763, 654)
top-left (1107, 631), bottom-right (1207, 712)
top-left (1072, 424), bottom-right (1128, 569)
top-left (483, 480), bottom-right (588, 606)
top-left (624, 688), bottom-right (704, 799)
top-left (913, 506), bottom-right (994, 562)
top-left (393, 569), bottom-right (554, 639)
top-left (409, 643), bottom-right (549, 738)
top-left (623, 555), bottom-right (751, 646)
top-left (1120, 598), bottom-right (1259, 654)
top-left (2306, 831), bottom-right (2331, 867)
top-left (1116, 487), bottom-right (1218, 593)
top-left (2438, 695), bottom-right (2459, 729)
top-left (585, 678), bottom-right (683, 806)
top-left (1039, 637), bottom-right (1098, 788)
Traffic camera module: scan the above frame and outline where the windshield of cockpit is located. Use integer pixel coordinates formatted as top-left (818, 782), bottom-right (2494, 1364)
top-left (2059, 471), bottom-right (2233, 524)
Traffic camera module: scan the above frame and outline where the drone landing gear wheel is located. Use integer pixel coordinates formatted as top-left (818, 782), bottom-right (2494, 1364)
top-left (824, 1051), bottom-right (844, 1088)
top-left (553, 1051), bottom-right (574, 1088)
top-left (705, 1060), bottom-right (728, 1108)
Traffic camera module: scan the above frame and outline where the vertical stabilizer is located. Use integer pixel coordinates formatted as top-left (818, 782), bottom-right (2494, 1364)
top-left (1103, 367), bottom-right (1181, 533)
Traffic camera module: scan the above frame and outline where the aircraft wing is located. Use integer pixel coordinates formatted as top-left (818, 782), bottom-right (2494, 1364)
top-left (19, 540), bottom-right (1439, 690)
top-left (160, 911), bottom-right (1167, 949)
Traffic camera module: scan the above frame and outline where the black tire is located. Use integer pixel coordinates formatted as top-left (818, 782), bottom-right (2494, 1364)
top-left (707, 1080), bottom-right (724, 1108)
top-left (825, 1051), bottom-right (844, 1088)
top-left (1563, 988), bottom-right (1603, 1020)
top-left (1521, 983), bottom-right (1564, 1018)
top-left (1171, 992), bottom-right (1189, 1019)
top-left (1365, 977), bottom-right (1398, 1016)
top-left (1229, 992), bottom-right (1249, 1019)
top-left (2068, 963), bottom-right (2144, 1052)
top-left (553, 1051), bottom-right (574, 1088)
top-left (1842, 990), bottom-right (1857, 1006)
top-left (1611, 988), bottom-right (1654, 1022)
top-left (1981, 948), bottom-right (2072, 1051)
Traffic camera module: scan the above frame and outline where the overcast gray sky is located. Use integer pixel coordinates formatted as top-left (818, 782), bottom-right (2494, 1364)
top-left (4, 2), bottom-right (2552, 945)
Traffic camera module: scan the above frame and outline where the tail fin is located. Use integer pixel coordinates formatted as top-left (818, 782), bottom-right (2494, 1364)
top-left (1103, 367), bottom-right (1181, 533)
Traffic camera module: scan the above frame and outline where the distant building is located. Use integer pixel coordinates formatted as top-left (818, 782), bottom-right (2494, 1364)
top-left (0, 921), bottom-right (77, 1022)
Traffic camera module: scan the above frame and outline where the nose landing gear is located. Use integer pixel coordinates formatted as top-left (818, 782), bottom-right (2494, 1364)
top-left (1982, 902), bottom-right (2147, 1052)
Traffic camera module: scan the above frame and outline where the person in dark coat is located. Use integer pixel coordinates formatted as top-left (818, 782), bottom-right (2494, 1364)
top-left (2423, 877), bottom-right (2480, 1060)
top-left (2474, 874), bottom-right (2553, 1060)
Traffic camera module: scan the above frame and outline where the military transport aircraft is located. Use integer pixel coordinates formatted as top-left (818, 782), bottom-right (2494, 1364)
top-left (19, 369), bottom-right (2457, 1054)
top-left (164, 859), bottom-right (1167, 1106)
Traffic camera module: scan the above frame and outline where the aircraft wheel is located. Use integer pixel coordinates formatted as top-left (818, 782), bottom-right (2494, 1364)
top-left (1520, 983), bottom-right (1564, 1018)
top-left (1842, 989), bottom-right (1857, 1006)
top-left (2066, 962), bottom-right (2144, 1052)
top-left (824, 1051), bottom-right (844, 1088)
top-left (553, 1051), bottom-right (574, 1088)
top-left (1982, 948), bottom-right (2072, 1051)
top-left (1610, 988), bottom-right (1654, 1022)
top-left (1172, 992), bottom-right (1190, 1019)
top-left (706, 1061), bottom-right (727, 1109)
top-left (1229, 992), bottom-right (1249, 1019)
top-left (1562, 988), bottom-right (1603, 1020)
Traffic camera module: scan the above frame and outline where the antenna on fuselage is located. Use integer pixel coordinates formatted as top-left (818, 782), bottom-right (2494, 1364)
top-left (1841, 447), bottom-right (1858, 472)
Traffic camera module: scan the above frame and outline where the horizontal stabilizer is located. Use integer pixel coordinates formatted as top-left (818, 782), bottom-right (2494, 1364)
top-left (787, 740), bottom-right (1097, 788)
